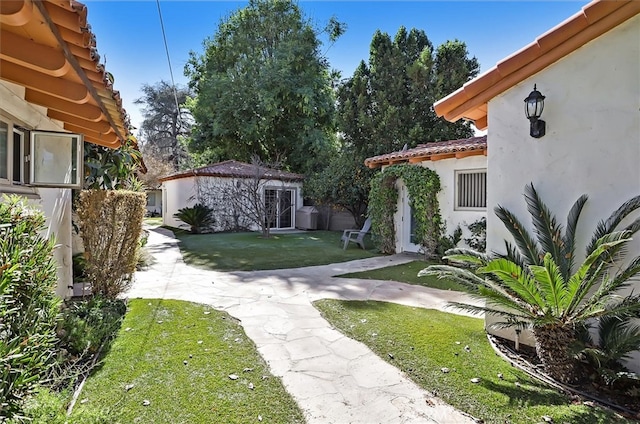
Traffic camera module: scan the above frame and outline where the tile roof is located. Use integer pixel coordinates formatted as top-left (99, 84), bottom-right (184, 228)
top-left (434, 0), bottom-right (640, 130)
top-left (364, 135), bottom-right (487, 169)
top-left (159, 160), bottom-right (305, 183)
top-left (0, 0), bottom-right (130, 148)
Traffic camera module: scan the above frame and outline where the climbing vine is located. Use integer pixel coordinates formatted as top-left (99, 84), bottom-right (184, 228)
top-left (369, 165), bottom-right (442, 256)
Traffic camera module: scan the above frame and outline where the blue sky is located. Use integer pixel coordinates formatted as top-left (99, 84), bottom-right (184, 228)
top-left (84, 1), bottom-right (589, 130)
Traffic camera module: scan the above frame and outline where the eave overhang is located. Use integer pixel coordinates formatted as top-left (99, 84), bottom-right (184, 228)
top-left (0, 0), bottom-right (130, 148)
top-left (433, 0), bottom-right (640, 130)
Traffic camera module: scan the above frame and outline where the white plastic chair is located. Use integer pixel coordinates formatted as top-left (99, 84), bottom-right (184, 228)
top-left (341, 217), bottom-right (371, 250)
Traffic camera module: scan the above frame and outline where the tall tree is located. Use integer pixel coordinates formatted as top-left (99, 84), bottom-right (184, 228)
top-left (184, 0), bottom-right (343, 175)
top-left (134, 81), bottom-right (193, 170)
top-left (311, 28), bottom-right (479, 221)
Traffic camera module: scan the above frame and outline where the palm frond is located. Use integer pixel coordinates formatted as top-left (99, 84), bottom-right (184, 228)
top-left (476, 285), bottom-right (539, 318)
top-left (496, 240), bottom-right (529, 270)
top-left (587, 231), bottom-right (632, 278)
top-left (524, 183), bottom-right (566, 275)
top-left (418, 264), bottom-right (487, 289)
top-left (598, 294), bottom-right (640, 320)
top-left (597, 316), bottom-right (640, 364)
top-left (562, 193), bottom-right (588, 277)
top-left (446, 301), bottom-right (532, 327)
top-left (607, 256), bottom-right (640, 298)
top-left (478, 259), bottom-right (545, 308)
top-left (565, 236), bottom-right (631, 317)
top-left (443, 247), bottom-right (491, 265)
top-left (494, 204), bottom-right (541, 266)
top-left (587, 195), bottom-right (640, 255)
top-left (529, 253), bottom-right (567, 316)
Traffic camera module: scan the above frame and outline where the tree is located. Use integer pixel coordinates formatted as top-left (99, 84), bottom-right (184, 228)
top-left (184, 0), bottom-right (343, 175)
top-left (305, 152), bottom-right (373, 228)
top-left (421, 184), bottom-right (640, 384)
top-left (135, 81), bottom-right (193, 170)
top-left (312, 28), bottom-right (479, 222)
top-left (136, 149), bottom-right (176, 190)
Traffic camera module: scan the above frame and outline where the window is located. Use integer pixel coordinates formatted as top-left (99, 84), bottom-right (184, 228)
top-left (456, 170), bottom-right (487, 209)
top-left (31, 131), bottom-right (82, 188)
top-left (0, 115), bottom-right (83, 190)
top-left (147, 192), bottom-right (156, 207)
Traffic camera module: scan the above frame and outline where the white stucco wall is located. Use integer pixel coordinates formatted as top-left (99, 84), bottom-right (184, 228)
top-left (391, 155), bottom-right (487, 254)
top-left (0, 80), bottom-right (73, 298)
top-left (485, 16), bottom-right (640, 367)
top-left (163, 175), bottom-right (304, 232)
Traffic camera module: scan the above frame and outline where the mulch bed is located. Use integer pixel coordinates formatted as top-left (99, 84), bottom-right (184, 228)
top-left (489, 335), bottom-right (640, 420)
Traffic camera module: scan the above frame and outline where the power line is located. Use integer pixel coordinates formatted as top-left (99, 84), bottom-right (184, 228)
top-left (156, 0), bottom-right (182, 127)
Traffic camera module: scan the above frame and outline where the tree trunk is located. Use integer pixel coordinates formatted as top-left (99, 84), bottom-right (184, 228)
top-left (533, 325), bottom-right (580, 384)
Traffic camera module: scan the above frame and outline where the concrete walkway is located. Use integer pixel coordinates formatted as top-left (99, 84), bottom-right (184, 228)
top-left (127, 226), bottom-right (481, 424)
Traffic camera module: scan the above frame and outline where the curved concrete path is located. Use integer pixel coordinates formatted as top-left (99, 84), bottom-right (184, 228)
top-left (127, 226), bottom-right (481, 424)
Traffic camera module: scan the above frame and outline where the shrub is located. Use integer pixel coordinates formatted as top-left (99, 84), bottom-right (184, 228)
top-left (173, 203), bottom-right (215, 234)
top-left (76, 190), bottom-right (146, 299)
top-left (464, 217), bottom-right (486, 252)
top-left (0, 195), bottom-right (61, 419)
top-left (58, 296), bottom-right (127, 357)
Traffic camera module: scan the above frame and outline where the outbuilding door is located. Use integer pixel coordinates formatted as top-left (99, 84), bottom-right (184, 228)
top-left (265, 188), bottom-right (295, 229)
top-left (399, 182), bottom-right (421, 253)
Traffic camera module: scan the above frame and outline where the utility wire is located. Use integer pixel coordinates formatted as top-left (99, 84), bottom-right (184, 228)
top-left (156, 0), bottom-right (182, 127)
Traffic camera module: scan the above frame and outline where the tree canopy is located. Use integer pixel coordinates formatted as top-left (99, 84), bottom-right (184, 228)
top-left (307, 27), bottom-right (479, 222)
top-left (135, 81), bottom-right (193, 171)
top-left (184, 0), bottom-right (343, 175)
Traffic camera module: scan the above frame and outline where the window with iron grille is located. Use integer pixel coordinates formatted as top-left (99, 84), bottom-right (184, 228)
top-left (455, 170), bottom-right (487, 209)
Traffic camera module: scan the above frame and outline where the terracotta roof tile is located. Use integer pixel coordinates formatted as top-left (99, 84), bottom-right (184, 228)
top-left (364, 135), bottom-right (487, 168)
top-left (159, 160), bottom-right (305, 182)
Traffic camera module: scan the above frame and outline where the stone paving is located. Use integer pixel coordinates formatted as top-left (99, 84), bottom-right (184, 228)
top-left (127, 226), bottom-right (483, 424)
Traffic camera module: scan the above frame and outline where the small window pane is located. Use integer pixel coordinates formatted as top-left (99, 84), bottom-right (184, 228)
top-left (0, 122), bottom-right (7, 180)
top-left (31, 131), bottom-right (83, 188)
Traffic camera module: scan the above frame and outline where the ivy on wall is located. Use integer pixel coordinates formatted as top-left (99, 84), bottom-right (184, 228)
top-left (369, 164), bottom-right (442, 255)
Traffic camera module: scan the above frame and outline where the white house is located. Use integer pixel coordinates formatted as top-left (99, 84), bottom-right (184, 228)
top-left (160, 160), bottom-right (304, 232)
top-left (365, 136), bottom-right (487, 254)
top-left (434, 0), bottom-right (640, 371)
top-left (0, 0), bottom-right (132, 297)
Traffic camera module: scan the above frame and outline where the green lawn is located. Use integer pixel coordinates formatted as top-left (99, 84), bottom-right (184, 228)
top-left (338, 260), bottom-right (470, 292)
top-left (314, 300), bottom-right (624, 424)
top-left (143, 217), bottom-right (163, 226)
top-left (71, 299), bottom-right (304, 424)
top-left (170, 229), bottom-right (380, 271)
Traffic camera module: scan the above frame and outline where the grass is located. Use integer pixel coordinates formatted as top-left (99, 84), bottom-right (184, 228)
top-left (338, 260), bottom-right (471, 292)
top-left (143, 217), bottom-right (163, 226)
top-left (314, 299), bottom-right (626, 424)
top-left (71, 299), bottom-right (304, 424)
top-left (170, 229), bottom-right (379, 271)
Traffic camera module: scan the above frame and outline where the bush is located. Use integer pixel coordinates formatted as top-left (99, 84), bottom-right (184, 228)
top-left (173, 203), bottom-right (215, 234)
top-left (76, 190), bottom-right (146, 299)
top-left (58, 296), bottom-right (127, 357)
top-left (0, 195), bottom-right (61, 419)
top-left (464, 217), bottom-right (486, 252)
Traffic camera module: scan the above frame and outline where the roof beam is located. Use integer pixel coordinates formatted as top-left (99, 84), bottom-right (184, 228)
top-left (25, 90), bottom-right (104, 122)
top-left (0, 29), bottom-right (70, 77)
top-left (0, 0), bottom-right (33, 27)
top-left (0, 59), bottom-right (89, 103)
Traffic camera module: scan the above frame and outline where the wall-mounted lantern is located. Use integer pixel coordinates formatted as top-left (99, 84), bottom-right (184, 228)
top-left (524, 84), bottom-right (546, 138)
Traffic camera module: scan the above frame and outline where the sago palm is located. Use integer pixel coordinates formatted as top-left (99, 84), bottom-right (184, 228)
top-left (421, 184), bottom-right (640, 384)
top-left (174, 203), bottom-right (215, 234)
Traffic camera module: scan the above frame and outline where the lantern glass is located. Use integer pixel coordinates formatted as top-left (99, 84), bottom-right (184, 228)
top-left (524, 85), bottom-right (545, 119)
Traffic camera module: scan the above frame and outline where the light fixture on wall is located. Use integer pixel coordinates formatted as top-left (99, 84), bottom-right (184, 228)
top-left (524, 84), bottom-right (546, 138)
